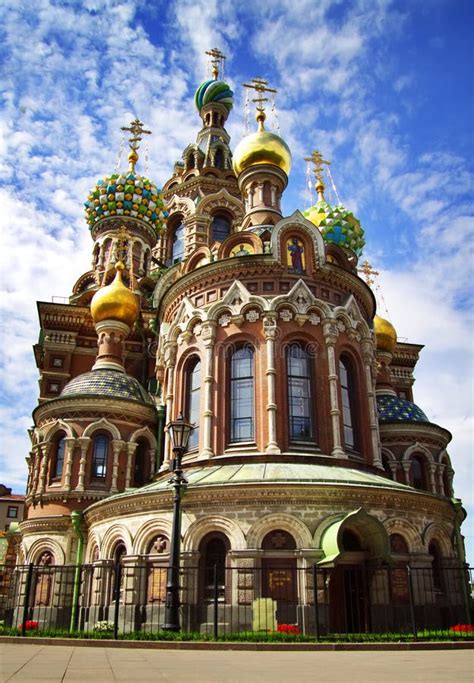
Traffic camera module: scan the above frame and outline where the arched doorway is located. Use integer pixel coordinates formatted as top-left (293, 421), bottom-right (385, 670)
top-left (261, 530), bottom-right (298, 624)
top-left (328, 529), bottom-right (368, 633)
top-left (198, 532), bottom-right (230, 604)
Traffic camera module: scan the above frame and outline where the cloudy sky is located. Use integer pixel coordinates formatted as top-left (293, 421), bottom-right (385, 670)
top-left (1, 0), bottom-right (473, 561)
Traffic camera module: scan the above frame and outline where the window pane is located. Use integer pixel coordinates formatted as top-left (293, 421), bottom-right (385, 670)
top-left (211, 214), bottom-right (231, 242)
top-left (187, 360), bottom-right (201, 450)
top-left (339, 358), bottom-right (357, 450)
top-left (287, 344), bottom-right (314, 441)
top-left (230, 348), bottom-right (254, 442)
top-left (92, 435), bottom-right (108, 478)
top-left (54, 437), bottom-right (66, 478)
top-left (172, 222), bottom-right (185, 263)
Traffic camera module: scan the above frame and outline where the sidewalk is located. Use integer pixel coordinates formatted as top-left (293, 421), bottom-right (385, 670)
top-left (1, 642), bottom-right (473, 683)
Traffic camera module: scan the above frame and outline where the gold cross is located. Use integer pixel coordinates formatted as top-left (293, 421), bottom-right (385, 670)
top-left (205, 48), bottom-right (226, 79)
top-left (121, 118), bottom-right (151, 153)
top-left (242, 77), bottom-right (277, 113)
top-left (304, 150), bottom-right (331, 185)
top-left (358, 259), bottom-right (379, 286)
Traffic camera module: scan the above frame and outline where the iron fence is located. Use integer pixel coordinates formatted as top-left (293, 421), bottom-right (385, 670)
top-left (0, 562), bottom-right (472, 639)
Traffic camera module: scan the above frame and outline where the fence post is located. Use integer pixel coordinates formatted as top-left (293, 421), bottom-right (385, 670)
top-left (407, 565), bottom-right (417, 641)
top-left (312, 565), bottom-right (320, 642)
top-left (113, 562), bottom-right (122, 640)
top-left (213, 563), bottom-right (219, 640)
top-left (21, 563), bottom-right (34, 637)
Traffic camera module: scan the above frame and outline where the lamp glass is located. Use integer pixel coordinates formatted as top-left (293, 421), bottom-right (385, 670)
top-left (167, 414), bottom-right (194, 451)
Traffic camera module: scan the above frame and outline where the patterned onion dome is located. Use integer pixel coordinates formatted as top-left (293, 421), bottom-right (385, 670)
top-left (233, 128), bottom-right (292, 176)
top-left (90, 262), bottom-right (139, 328)
top-left (303, 200), bottom-right (365, 257)
top-left (194, 79), bottom-right (234, 112)
top-left (60, 368), bottom-right (153, 405)
top-left (84, 172), bottom-right (168, 233)
top-left (376, 394), bottom-right (429, 424)
top-left (374, 315), bottom-right (397, 354)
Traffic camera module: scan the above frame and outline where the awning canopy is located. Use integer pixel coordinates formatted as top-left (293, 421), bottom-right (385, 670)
top-left (318, 508), bottom-right (391, 566)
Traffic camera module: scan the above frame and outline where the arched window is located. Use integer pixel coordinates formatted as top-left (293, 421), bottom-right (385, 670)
top-left (287, 343), bottom-right (314, 442)
top-left (199, 532), bottom-right (229, 602)
top-left (429, 540), bottom-right (444, 591)
top-left (146, 535), bottom-right (169, 603)
top-left (171, 221), bottom-right (185, 263)
top-left (133, 439), bottom-right (148, 487)
top-left (262, 530), bottom-right (297, 550)
top-left (411, 455), bottom-right (427, 490)
top-left (390, 533), bottom-right (409, 554)
top-left (91, 434), bottom-right (109, 480)
top-left (230, 346), bottom-right (254, 443)
top-left (382, 453), bottom-right (393, 478)
top-left (339, 355), bottom-right (358, 451)
top-left (214, 148), bottom-right (224, 169)
top-left (53, 434), bottom-right (66, 479)
top-left (34, 551), bottom-right (54, 607)
top-left (211, 213), bottom-right (231, 242)
top-left (186, 358), bottom-right (201, 450)
top-left (112, 542), bottom-right (126, 602)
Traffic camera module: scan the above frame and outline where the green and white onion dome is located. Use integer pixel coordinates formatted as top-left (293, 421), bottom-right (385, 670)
top-left (194, 79), bottom-right (234, 113)
top-left (84, 173), bottom-right (168, 234)
top-left (303, 200), bottom-right (365, 257)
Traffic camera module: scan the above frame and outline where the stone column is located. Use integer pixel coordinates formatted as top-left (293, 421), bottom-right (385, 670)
top-left (38, 443), bottom-right (51, 494)
top-left (389, 460), bottom-right (399, 481)
top-left (263, 314), bottom-right (281, 454)
top-left (63, 437), bottom-right (76, 491)
top-left (199, 322), bottom-right (217, 459)
top-left (402, 461), bottom-right (411, 485)
top-left (362, 339), bottom-right (383, 468)
top-left (437, 463), bottom-right (446, 495)
top-left (111, 440), bottom-right (125, 492)
top-left (162, 341), bottom-right (178, 470)
top-left (76, 437), bottom-right (91, 491)
top-left (125, 442), bottom-right (138, 489)
top-left (323, 322), bottom-right (345, 458)
top-left (30, 448), bottom-right (41, 495)
top-left (428, 462), bottom-right (437, 494)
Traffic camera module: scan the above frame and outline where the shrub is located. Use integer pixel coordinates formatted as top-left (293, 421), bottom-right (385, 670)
top-left (18, 621), bottom-right (39, 631)
top-left (92, 620), bottom-right (114, 633)
top-left (276, 624), bottom-right (301, 635)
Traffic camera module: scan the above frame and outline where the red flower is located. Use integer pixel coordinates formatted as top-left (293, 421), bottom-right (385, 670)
top-left (18, 621), bottom-right (39, 630)
top-left (277, 624), bottom-right (301, 634)
top-left (449, 624), bottom-right (474, 632)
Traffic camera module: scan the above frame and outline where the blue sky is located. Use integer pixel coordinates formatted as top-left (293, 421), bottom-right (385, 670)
top-left (0, 0), bottom-right (473, 561)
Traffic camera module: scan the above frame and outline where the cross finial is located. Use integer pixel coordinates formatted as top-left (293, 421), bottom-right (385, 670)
top-left (120, 118), bottom-right (152, 173)
top-left (358, 259), bottom-right (379, 286)
top-left (205, 48), bottom-right (226, 80)
top-left (304, 150), bottom-right (331, 200)
top-left (242, 77), bottom-right (277, 130)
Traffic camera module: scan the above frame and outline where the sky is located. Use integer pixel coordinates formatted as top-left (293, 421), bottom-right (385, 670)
top-left (0, 0), bottom-right (473, 562)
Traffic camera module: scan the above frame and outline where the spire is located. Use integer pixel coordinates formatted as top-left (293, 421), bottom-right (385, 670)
top-left (120, 118), bottom-right (152, 174)
top-left (305, 150), bottom-right (331, 202)
top-left (243, 77), bottom-right (277, 131)
top-left (205, 47), bottom-right (226, 80)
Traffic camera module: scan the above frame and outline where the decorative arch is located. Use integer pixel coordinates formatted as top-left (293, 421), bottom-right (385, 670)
top-left (182, 247), bottom-right (212, 274)
top-left (85, 531), bottom-right (101, 562)
top-left (101, 524), bottom-right (133, 559)
top-left (44, 420), bottom-right (75, 441)
top-left (383, 517), bottom-right (423, 552)
top-left (133, 519), bottom-right (173, 555)
top-left (247, 513), bottom-right (312, 549)
top-left (27, 538), bottom-right (65, 565)
top-left (269, 279), bottom-right (331, 319)
top-left (183, 515), bottom-right (246, 552)
top-left (402, 442), bottom-right (434, 464)
top-left (207, 280), bottom-right (269, 321)
top-left (165, 196), bottom-right (195, 221)
top-left (422, 522), bottom-right (454, 557)
top-left (129, 426), bottom-right (157, 450)
top-left (197, 188), bottom-right (244, 223)
top-left (271, 211), bottom-right (326, 269)
top-left (217, 231), bottom-right (262, 259)
top-left (82, 418), bottom-right (121, 441)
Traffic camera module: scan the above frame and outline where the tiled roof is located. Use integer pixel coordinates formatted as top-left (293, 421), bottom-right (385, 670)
top-left (60, 369), bottom-right (153, 405)
top-left (376, 394), bottom-right (429, 423)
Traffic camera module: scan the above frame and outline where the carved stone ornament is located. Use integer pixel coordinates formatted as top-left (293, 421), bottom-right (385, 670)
top-left (218, 314), bottom-right (231, 327)
top-left (245, 309), bottom-right (260, 323)
top-left (279, 309), bottom-right (293, 322)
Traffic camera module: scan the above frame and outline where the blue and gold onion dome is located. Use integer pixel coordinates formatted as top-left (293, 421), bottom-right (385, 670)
top-left (303, 199), bottom-right (365, 257)
top-left (376, 394), bottom-right (429, 424)
top-left (84, 172), bottom-right (168, 233)
top-left (194, 79), bottom-right (234, 112)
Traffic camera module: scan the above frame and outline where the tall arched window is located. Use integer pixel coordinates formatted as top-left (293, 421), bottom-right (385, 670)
top-left (287, 343), bottom-right (314, 442)
top-left (53, 434), bottom-right (66, 479)
top-left (186, 358), bottom-right (201, 450)
top-left (133, 439), bottom-right (148, 487)
top-left (214, 148), bottom-right (224, 169)
top-left (91, 434), bottom-right (109, 479)
top-left (382, 453), bottom-right (393, 478)
top-left (199, 532), bottom-right (229, 602)
top-left (339, 356), bottom-right (358, 450)
top-left (390, 533), bottom-right (409, 554)
top-left (171, 221), bottom-right (185, 263)
top-left (411, 455), bottom-right (427, 490)
top-left (211, 213), bottom-right (231, 242)
top-left (230, 346), bottom-right (254, 443)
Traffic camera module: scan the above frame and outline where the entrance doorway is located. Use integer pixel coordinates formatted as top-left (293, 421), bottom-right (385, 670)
top-left (261, 530), bottom-right (298, 624)
top-left (329, 565), bottom-right (368, 633)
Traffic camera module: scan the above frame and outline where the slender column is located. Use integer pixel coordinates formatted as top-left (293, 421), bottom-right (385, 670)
top-left (199, 322), bottom-right (216, 459)
top-left (389, 460), bottom-right (399, 481)
top-left (76, 437), bottom-right (91, 491)
top-left (428, 462), bottom-right (437, 494)
top-left (25, 453), bottom-right (33, 496)
top-left (162, 341), bottom-right (178, 470)
top-left (31, 447), bottom-right (41, 495)
top-left (437, 463), bottom-right (446, 495)
top-left (362, 340), bottom-right (383, 468)
top-left (125, 442), bottom-right (138, 488)
top-left (63, 438), bottom-right (76, 491)
top-left (111, 440), bottom-right (124, 492)
top-left (323, 323), bottom-right (345, 458)
top-left (402, 461), bottom-right (411, 485)
top-left (38, 443), bottom-right (51, 494)
top-left (263, 315), bottom-right (280, 454)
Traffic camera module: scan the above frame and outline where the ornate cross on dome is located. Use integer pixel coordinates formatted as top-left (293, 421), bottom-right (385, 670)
top-left (243, 77), bottom-right (277, 129)
top-left (359, 259), bottom-right (379, 286)
top-left (120, 118), bottom-right (152, 173)
top-left (305, 149), bottom-right (331, 200)
top-left (205, 48), bottom-right (226, 80)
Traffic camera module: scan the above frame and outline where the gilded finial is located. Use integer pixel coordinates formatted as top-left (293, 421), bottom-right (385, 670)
top-left (120, 118), bottom-right (152, 173)
top-left (358, 259), bottom-right (379, 287)
top-left (304, 150), bottom-right (331, 201)
top-left (206, 48), bottom-right (226, 80)
top-left (243, 77), bottom-right (277, 132)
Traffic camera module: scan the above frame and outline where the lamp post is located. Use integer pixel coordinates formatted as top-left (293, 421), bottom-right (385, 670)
top-left (163, 413), bottom-right (194, 631)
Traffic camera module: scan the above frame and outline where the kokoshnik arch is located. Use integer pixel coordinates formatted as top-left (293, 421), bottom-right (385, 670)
top-left (17, 51), bottom-right (467, 633)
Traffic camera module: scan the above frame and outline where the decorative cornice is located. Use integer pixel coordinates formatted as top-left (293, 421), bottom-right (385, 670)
top-left (34, 396), bottom-right (157, 426)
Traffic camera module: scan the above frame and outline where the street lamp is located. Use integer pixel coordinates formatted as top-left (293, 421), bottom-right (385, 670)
top-left (163, 413), bottom-right (194, 632)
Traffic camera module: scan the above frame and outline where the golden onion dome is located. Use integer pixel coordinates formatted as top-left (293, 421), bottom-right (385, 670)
top-left (90, 262), bottom-right (139, 328)
top-left (374, 315), bottom-right (397, 354)
top-left (232, 112), bottom-right (292, 176)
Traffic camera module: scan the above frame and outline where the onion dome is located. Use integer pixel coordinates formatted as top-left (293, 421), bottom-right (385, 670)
top-left (194, 79), bottom-right (234, 112)
top-left (376, 394), bottom-right (429, 424)
top-left (303, 200), bottom-right (365, 257)
top-left (233, 113), bottom-right (292, 177)
top-left (90, 262), bottom-right (139, 328)
top-left (84, 172), bottom-right (168, 233)
top-left (374, 315), bottom-right (397, 354)
top-left (60, 368), bottom-right (153, 405)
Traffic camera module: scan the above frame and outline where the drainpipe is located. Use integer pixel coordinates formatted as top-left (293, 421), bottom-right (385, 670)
top-left (156, 404), bottom-right (166, 474)
top-left (69, 510), bottom-right (84, 632)
top-left (451, 498), bottom-right (471, 624)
